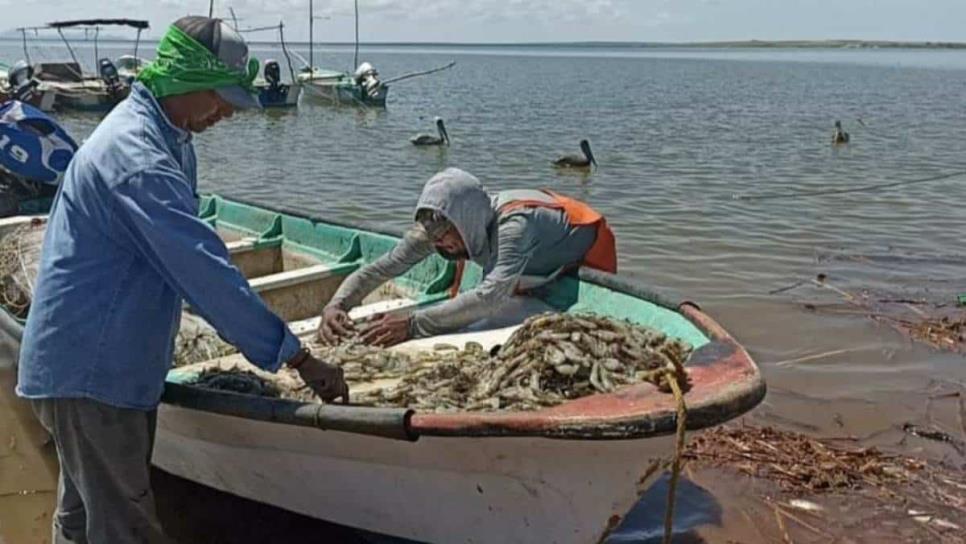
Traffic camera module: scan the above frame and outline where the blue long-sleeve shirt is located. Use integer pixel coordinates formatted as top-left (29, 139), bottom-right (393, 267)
top-left (16, 83), bottom-right (300, 410)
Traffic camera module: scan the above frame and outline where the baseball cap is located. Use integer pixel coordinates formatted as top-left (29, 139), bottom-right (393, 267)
top-left (173, 16), bottom-right (261, 109)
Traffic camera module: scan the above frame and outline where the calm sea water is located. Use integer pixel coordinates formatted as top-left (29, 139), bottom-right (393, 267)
top-left (3, 39), bottom-right (966, 539)
top-left (6, 38), bottom-right (966, 413)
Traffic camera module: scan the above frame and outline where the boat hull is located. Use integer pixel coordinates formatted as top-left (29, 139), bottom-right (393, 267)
top-left (300, 78), bottom-right (388, 107)
top-left (6, 86), bottom-right (57, 112)
top-left (154, 404), bottom-right (672, 544)
top-left (46, 82), bottom-right (127, 113)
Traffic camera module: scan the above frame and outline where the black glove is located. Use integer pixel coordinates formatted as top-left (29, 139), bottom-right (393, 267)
top-left (287, 348), bottom-right (349, 403)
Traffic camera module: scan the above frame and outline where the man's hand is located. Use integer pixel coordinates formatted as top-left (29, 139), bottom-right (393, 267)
top-left (286, 348), bottom-right (349, 403)
top-left (317, 306), bottom-right (355, 344)
top-left (360, 313), bottom-right (412, 347)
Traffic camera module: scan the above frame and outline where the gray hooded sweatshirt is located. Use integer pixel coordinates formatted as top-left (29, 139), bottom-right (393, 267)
top-left (328, 168), bottom-right (597, 338)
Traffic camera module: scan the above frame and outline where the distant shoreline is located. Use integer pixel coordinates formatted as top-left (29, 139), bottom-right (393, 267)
top-left (1, 37), bottom-right (965, 50)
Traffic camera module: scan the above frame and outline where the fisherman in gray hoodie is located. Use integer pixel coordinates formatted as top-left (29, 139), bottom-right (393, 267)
top-left (319, 168), bottom-right (617, 346)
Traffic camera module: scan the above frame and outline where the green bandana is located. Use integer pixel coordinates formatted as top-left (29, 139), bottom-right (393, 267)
top-left (137, 25), bottom-right (259, 99)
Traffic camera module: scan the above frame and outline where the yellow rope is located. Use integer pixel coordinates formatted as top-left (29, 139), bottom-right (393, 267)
top-left (662, 364), bottom-right (688, 544)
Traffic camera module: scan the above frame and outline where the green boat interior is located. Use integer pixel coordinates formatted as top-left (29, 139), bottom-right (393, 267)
top-left (197, 195), bottom-right (711, 349)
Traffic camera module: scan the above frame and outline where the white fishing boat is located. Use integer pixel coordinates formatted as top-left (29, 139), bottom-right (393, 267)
top-left (0, 62), bottom-right (58, 112)
top-left (231, 21), bottom-right (303, 109)
top-left (295, 1), bottom-right (455, 108)
top-left (12, 18), bottom-right (149, 113)
top-left (0, 196), bottom-right (765, 544)
top-left (297, 0), bottom-right (389, 107)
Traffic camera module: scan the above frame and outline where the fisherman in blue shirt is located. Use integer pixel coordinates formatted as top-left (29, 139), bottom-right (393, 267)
top-left (16, 17), bottom-right (348, 544)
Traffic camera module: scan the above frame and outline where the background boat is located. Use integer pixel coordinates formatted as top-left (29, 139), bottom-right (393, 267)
top-left (11, 18), bottom-right (149, 113)
top-left (232, 21), bottom-right (304, 109)
top-left (297, 0), bottom-right (389, 107)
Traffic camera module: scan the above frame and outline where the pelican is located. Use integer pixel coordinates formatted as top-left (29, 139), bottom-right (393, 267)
top-left (832, 120), bottom-right (850, 145)
top-left (553, 139), bottom-right (597, 169)
top-left (411, 117), bottom-right (450, 146)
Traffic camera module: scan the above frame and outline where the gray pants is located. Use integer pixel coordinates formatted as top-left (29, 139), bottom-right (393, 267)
top-left (31, 398), bottom-right (171, 544)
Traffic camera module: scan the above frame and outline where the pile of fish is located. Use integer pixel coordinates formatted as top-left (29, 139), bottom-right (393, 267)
top-left (307, 312), bottom-right (693, 412)
top-left (341, 342), bottom-right (489, 412)
top-left (188, 312), bottom-right (693, 412)
top-left (313, 336), bottom-right (414, 383)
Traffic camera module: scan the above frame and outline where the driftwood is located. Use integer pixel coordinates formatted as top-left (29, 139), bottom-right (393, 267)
top-left (686, 425), bottom-right (922, 491)
top-left (686, 424), bottom-right (966, 542)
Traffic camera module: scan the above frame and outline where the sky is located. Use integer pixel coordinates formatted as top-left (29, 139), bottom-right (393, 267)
top-left (2, 0), bottom-right (964, 43)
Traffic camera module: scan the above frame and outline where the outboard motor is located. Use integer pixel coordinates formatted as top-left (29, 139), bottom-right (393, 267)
top-left (352, 62), bottom-right (383, 98)
top-left (264, 60), bottom-right (282, 91)
top-left (8, 61), bottom-right (39, 103)
top-left (98, 58), bottom-right (123, 96)
top-left (0, 100), bottom-right (78, 216)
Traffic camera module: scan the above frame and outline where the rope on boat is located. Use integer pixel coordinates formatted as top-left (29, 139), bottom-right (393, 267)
top-left (382, 61), bottom-right (457, 85)
top-left (662, 364), bottom-right (688, 544)
top-left (0, 224), bottom-right (40, 317)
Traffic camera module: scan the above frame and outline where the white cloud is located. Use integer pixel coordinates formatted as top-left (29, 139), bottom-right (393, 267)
top-left (308, 0), bottom-right (622, 23)
top-left (6, 0), bottom-right (964, 43)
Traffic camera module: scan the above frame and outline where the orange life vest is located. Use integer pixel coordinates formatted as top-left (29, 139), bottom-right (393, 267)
top-left (448, 190), bottom-right (617, 297)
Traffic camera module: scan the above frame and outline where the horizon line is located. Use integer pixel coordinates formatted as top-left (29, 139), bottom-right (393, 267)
top-left (1, 36), bottom-right (965, 48)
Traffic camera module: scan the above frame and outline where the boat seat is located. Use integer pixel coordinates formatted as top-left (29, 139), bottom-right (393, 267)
top-left (249, 264), bottom-right (337, 292)
top-left (225, 237), bottom-right (258, 254)
top-left (243, 263), bottom-right (350, 322)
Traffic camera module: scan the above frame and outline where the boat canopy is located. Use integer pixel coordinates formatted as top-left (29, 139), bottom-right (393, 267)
top-left (47, 19), bottom-right (150, 30)
top-left (15, 18), bottom-right (150, 78)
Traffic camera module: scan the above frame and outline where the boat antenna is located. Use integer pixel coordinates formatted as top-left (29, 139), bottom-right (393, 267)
top-left (93, 26), bottom-right (101, 66)
top-left (353, 0), bottom-right (359, 69)
top-left (20, 28), bottom-right (31, 66)
top-left (208, 0), bottom-right (215, 18)
top-left (308, 0), bottom-right (314, 72)
top-left (133, 27), bottom-right (142, 66)
top-left (229, 7), bottom-right (240, 31)
top-left (278, 21), bottom-right (297, 84)
top-left (382, 61), bottom-right (456, 85)
top-left (55, 27), bottom-right (82, 76)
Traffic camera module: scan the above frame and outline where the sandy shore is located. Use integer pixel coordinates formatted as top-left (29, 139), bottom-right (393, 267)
top-left (0, 364), bottom-right (56, 544)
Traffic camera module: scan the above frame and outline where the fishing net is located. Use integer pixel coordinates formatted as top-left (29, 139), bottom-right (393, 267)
top-left (0, 221), bottom-right (239, 364)
top-left (174, 312), bottom-right (237, 367)
top-left (0, 220), bottom-right (46, 319)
